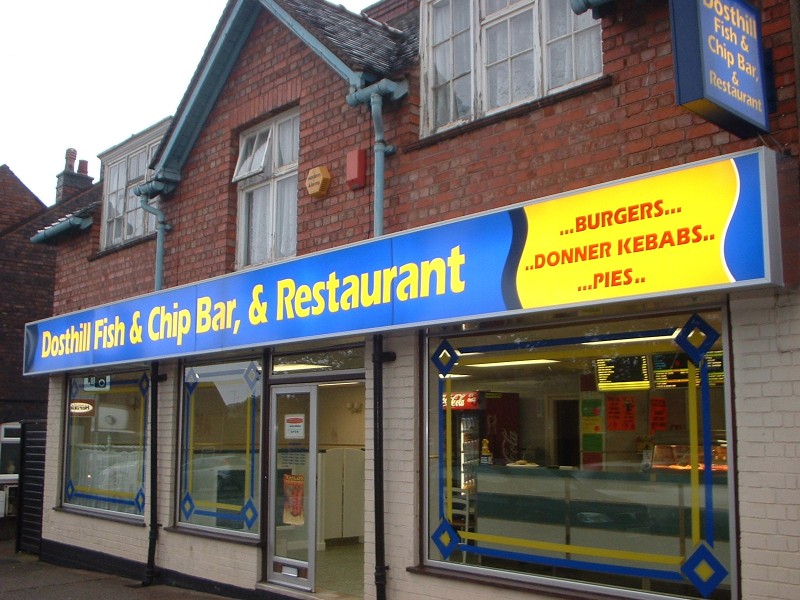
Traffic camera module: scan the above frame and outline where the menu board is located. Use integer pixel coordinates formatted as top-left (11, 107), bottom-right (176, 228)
top-left (595, 355), bottom-right (650, 391)
top-left (652, 351), bottom-right (724, 388)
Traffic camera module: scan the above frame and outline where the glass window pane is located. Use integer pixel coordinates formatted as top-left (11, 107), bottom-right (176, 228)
top-left (434, 83), bottom-right (452, 127)
top-left (510, 10), bottom-right (534, 55)
top-left (180, 361), bottom-right (262, 534)
top-left (453, 75), bottom-right (472, 119)
top-left (485, 0), bottom-right (509, 17)
top-left (575, 27), bottom-right (602, 79)
top-left (548, 37), bottom-right (572, 88)
top-left (453, 31), bottom-right (471, 78)
top-left (275, 174), bottom-right (298, 260)
top-left (511, 50), bottom-right (535, 101)
top-left (433, 43), bottom-right (452, 84)
top-left (247, 184), bottom-right (270, 265)
top-left (547, 0), bottom-right (570, 40)
top-left (487, 62), bottom-right (509, 109)
top-left (432, 0), bottom-right (451, 44)
top-left (64, 371), bottom-right (148, 516)
top-left (486, 21), bottom-right (508, 65)
top-left (276, 119), bottom-right (295, 168)
top-left (453, 0), bottom-right (471, 33)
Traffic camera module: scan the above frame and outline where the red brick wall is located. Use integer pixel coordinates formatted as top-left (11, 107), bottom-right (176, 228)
top-left (48, 0), bottom-right (798, 312)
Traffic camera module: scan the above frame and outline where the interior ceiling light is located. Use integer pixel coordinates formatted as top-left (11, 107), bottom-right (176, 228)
top-left (273, 363), bottom-right (333, 372)
top-left (467, 359), bottom-right (558, 368)
top-left (582, 329), bottom-right (681, 346)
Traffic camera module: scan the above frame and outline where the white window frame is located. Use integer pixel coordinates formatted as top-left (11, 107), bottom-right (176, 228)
top-left (235, 111), bottom-right (300, 269)
top-left (100, 120), bottom-right (170, 250)
top-left (421, 0), bottom-right (602, 135)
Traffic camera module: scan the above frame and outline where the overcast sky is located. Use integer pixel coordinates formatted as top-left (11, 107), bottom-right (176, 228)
top-left (0, 0), bottom-right (370, 206)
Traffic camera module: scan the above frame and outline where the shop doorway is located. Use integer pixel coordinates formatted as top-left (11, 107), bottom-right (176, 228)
top-left (556, 399), bottom-right (580, 467)
top-left (267, 382), bottom-right (365, 597)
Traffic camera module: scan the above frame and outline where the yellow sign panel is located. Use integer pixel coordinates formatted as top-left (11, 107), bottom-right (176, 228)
top-left (516, 160), bottom-right (738, 307)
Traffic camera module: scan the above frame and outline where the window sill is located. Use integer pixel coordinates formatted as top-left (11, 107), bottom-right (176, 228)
top-left (54, 505), bottom-right (146, 526)
top-left (406, 76), bottom-right (613, 153)
top-left (163, 524), bottom-right (261, 546)
top-left (406, 563), bottom-right (625, 600)
top-left (91, 232), bottom-right (157, 261)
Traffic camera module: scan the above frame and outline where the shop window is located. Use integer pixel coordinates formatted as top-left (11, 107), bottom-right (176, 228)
top-left (0, 423), bottom-right (21, 475)
top-left (421, 0), bottom-right (602, 134)
top-left (63, 371), bottom-right (148, 516)
top-left (426, 312), bottom-right (733, 599)
top-left (235, 111), bottom-right (300, 268)
top-left (179, 360), bottom-right (262, 535)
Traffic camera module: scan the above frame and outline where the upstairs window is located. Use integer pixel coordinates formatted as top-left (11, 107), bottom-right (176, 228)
top-left (102, 141), bottom-right (160, 249)
top-left (422, 0), bottom-right (602, 134)
top-left (235, 111), bottom-right (300, 268)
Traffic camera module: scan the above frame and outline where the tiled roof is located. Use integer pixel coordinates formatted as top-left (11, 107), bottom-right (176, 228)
top-left (275, 0), bottom-right (418, 78)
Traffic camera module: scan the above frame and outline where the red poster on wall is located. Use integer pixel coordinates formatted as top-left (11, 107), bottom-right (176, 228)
top-left (606, 395), bottom-right (636, 431)
top-left (649, 397), bottom-right (668, 433)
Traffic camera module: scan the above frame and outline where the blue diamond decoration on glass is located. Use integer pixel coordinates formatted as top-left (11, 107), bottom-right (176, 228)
top-left (681, 543), bottom-right (728, 598)
top-left (676, 314), bottom-right (720, 366)
top-left (184, 369), bottom-right (199, 395)
top-left (135, 488), bottom-right (146, 513)
top-left (70, 379), bottom-right (80, 400)
top-left (181, 492), bottom-right (196, 520)
top-left (139, 373), bottom-right (150, 399)
top-left (432, 341), bottom-right (458, 376)
top-left (431, 519), bottom-right (460, 560)
top-left (242, 498), bottom-right (259, 528)
top-left (65, 480), bottom-right (75, 501)
top-left (243, 361), bottom-right (260, 392)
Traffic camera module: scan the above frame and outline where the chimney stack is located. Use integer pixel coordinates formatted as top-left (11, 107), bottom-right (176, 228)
top-left (55, 148), bottom-right (94, 203)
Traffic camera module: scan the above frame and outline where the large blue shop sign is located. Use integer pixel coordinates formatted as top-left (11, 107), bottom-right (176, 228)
top-left (24, 149), bottom-right (781, 375)
top-left (670, 0), bottom-right (770, 137)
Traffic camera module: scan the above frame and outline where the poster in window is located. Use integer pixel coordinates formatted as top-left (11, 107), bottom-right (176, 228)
top-left (649, 397), bottom-right (668, 432)
top-left (282, 474), bottom-right (305, 525)
top-left (606, 395), bottom-right (636, 431)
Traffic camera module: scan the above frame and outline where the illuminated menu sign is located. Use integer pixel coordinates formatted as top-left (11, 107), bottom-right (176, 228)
top-left (670, 0), bottom-right (769, 137)
top-left (652, 350), bottom-right (725, 388)
top-left (596, 356), bottom-right (650, 391)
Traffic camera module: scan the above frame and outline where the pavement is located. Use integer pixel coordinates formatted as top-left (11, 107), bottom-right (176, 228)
top-left (0, 532), bottom-right (231, 600)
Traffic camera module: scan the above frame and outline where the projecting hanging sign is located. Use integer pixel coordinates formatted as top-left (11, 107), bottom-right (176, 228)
top-left (670, 0), bottom-right (770, 137)
top-left (24, 149), bottom-right (781, 375)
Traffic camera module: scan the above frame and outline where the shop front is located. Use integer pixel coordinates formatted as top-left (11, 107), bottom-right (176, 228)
top-left (25, 148), bottom-right (783, 599)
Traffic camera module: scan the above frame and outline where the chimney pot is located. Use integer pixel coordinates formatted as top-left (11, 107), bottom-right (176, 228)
top-left (78, 159), bottom-right (89, 175)
top-left (65, 148), bottom-right (77, 172)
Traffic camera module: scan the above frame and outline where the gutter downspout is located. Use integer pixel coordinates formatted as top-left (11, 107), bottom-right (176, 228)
top-left (372, 335), bottom-right (395, 600)
top-left (133, 181), bottom-right (174, 292)
top-left (132, 182), bottom-right (172, 586)
top-left (346, 79), bottom-right (408, 237)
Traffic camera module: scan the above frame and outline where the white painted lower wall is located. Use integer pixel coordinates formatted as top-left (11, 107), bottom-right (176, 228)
top-left (39, 287), bottom-right (800, 600)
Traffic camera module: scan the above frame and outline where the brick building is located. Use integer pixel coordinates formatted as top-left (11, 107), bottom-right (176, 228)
top-left (24, 1), bottom-right (799, 599)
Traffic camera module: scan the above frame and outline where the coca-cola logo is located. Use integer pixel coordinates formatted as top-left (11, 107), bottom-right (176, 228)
top-left (442, 392), bottom-right (479, 409)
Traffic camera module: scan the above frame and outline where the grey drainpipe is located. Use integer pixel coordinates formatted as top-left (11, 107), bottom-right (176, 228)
top-left (133, 181), bottom-right (174, 292)
top-left (132, 182), bottom-right (172, 587)
top-left (346, 79), bottom-right (408, 237)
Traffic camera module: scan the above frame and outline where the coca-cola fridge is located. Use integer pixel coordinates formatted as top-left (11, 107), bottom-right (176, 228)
top-left (443, 391), bottom-right (520, 490)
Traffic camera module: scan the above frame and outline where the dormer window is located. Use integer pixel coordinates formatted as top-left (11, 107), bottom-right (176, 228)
top-left (99, 119), bottom-right (170, 250)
